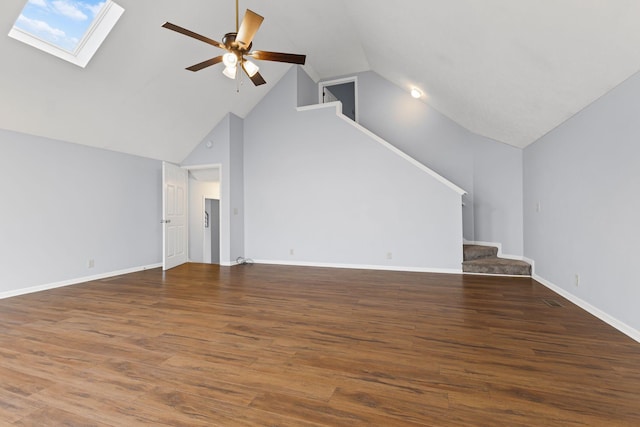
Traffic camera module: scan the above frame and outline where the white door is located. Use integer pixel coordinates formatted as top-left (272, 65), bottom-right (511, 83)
top-left (162, 162), bottom-right (188, 270)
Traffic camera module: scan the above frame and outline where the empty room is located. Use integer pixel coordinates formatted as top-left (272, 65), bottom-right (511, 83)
top-left (1, 1), bottom-right (640, 425)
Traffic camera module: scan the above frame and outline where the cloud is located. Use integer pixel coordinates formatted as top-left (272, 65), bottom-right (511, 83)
top-left (17, 14), bottom-right (66, 38)
top-left (16, 14), bottom-right (79, 49)
top-left (28, 0), bottom-right (48, 7)
top-left (83, 1), bottom-right (106, 17)
top-left (52, 0), bottom-right (88, 21)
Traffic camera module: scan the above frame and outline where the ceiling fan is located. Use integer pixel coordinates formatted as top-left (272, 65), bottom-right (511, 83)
top-left (162, 0), bottom-right (306, 86)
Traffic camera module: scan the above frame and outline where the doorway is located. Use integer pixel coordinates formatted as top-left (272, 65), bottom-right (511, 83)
top-left (203, 198), bottom-right (220, 264)
top-left (319, 76), bottom-right (358, 122)
top-left (186, 166), bottom-right (221, 265)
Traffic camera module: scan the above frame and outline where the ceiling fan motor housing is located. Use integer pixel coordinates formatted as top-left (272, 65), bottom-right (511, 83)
top-left (223, 32), bottom-right (252, 52)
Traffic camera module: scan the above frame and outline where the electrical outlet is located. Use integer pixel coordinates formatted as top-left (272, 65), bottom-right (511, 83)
top-left (574, 274), bottom-right (580, 287)
top-left (290, 249), bottom-right (294, 256)
top-left (88, 259), bottom-right (95, 268)
top-left (386, 252), bottom-right (393, 260)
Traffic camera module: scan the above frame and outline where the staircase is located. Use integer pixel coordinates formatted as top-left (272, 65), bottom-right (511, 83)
top-left (462, 244), bottom-right (531, 276)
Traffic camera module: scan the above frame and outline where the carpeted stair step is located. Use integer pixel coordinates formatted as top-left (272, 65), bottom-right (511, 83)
top-left (462, 244), bottom-right (531, 276)
top-left (463, 244), bottom-right (498, 261)
top-left (462, 257), bottom-right (532, 276)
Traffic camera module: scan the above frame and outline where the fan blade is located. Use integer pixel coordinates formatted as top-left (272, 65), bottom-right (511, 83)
top-left (186, 56), bottom-right (223, 72)
top-left (236, 9), bottom-right (264, 48)
top-left (249, 50), bottom-right (306, 65)
top-left (162, 22), bottom-right (225, 49)
top-left (244, 66), bottom-right (267, 86)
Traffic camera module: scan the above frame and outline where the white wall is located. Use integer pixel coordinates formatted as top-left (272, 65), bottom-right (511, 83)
top-left (243, 67), bottom-right (463, 271)
top-left (0, 129), bottom-right (161, 296)
top-left (524, 70), bottom-right (640, 337)
top-left (356, 71), bottom-right (524, 255)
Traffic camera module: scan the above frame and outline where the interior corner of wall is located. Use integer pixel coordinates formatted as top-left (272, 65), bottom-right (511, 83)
top-left (299, 64), bottom-right (319, 83)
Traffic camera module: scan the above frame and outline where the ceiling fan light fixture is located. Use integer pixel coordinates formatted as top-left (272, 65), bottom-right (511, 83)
top-left (162, 4), bottom-right (305, 87)
top-left (222, 52), bottom-right (238, 68)
top-left (243, 60), bottom-right (259, 77)
top-left (223, 65), bottom-right (237, 79)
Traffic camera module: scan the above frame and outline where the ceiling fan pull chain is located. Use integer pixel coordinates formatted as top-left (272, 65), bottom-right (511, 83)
top-left (236, 57), bottom-right (242, 92)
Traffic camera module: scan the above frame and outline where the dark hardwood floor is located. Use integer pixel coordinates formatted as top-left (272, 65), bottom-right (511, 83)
top-left (0, 263), bottom-right (639, 426)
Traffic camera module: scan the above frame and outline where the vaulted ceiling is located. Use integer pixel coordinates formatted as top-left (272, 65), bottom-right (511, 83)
top-left (2, 1), bottom-right (640, 163)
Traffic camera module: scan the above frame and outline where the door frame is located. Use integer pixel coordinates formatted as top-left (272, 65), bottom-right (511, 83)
top-left (318, 76), bottom-right (359, 123)
top-left (183, 163), bottom-right (223, 265)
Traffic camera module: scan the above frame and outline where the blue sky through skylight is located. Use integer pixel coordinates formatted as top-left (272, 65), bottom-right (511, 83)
top-left (14, 0), bottom-right (107, 52)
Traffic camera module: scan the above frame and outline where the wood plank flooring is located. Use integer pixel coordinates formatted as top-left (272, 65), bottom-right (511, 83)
top-left (1, 263), bottom-right (639, 426)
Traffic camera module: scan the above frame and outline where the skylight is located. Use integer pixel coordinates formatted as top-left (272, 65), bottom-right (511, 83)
top-left (8, 0), bottom-right (124, 68)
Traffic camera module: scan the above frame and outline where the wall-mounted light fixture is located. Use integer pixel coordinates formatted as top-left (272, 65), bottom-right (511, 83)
top-left (410, 88), bottom-right (423, 99)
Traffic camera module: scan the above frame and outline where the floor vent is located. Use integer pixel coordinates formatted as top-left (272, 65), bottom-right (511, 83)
top-left (542, 298), bottom-right (563, 308)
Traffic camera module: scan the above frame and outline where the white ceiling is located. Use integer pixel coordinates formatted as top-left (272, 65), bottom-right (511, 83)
top-left (2, 1), bottom-right (640, 163)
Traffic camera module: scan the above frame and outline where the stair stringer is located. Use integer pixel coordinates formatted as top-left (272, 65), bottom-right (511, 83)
top-left (244, 68), bottom-right (467, 272)
top-left (297, 101), bottom-right (466, 197)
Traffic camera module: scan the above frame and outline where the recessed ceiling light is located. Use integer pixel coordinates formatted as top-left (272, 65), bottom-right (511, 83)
top-left (410, 88), bottom-right (423, 99)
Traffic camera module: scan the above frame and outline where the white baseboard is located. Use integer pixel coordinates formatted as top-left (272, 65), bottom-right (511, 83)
top-left (523, 256), bottom-right (535, 272)
top-left (533, 273), bottom-right (640, 344)
top-left (220, 261), bottom-right (240, 267)
top-left (469, 249), bottom-right (639, 342)
top-left (252, 259), bottom-right (461, 275)
top-left (0, 263), bottom-right (162, 300)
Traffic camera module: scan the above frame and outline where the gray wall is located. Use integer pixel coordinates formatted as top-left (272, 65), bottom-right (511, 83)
top-left (297, 67), bottom-right (317, 107)
top-left (0, 129), bottom-right (161, 295)
top-left (356, 71), bottom-right (523, 255)
top-left (243, 67), bottom-right (463, 270)
top-left (524, 70), bottom-right (640, 334)
top-left (209, 199), bottom-right (220, 264)
top-left (229, 114), bottom-right (245, 260)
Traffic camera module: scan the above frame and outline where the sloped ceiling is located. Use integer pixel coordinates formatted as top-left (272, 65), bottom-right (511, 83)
top-left (1, 0), bottom-right (640, 163)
